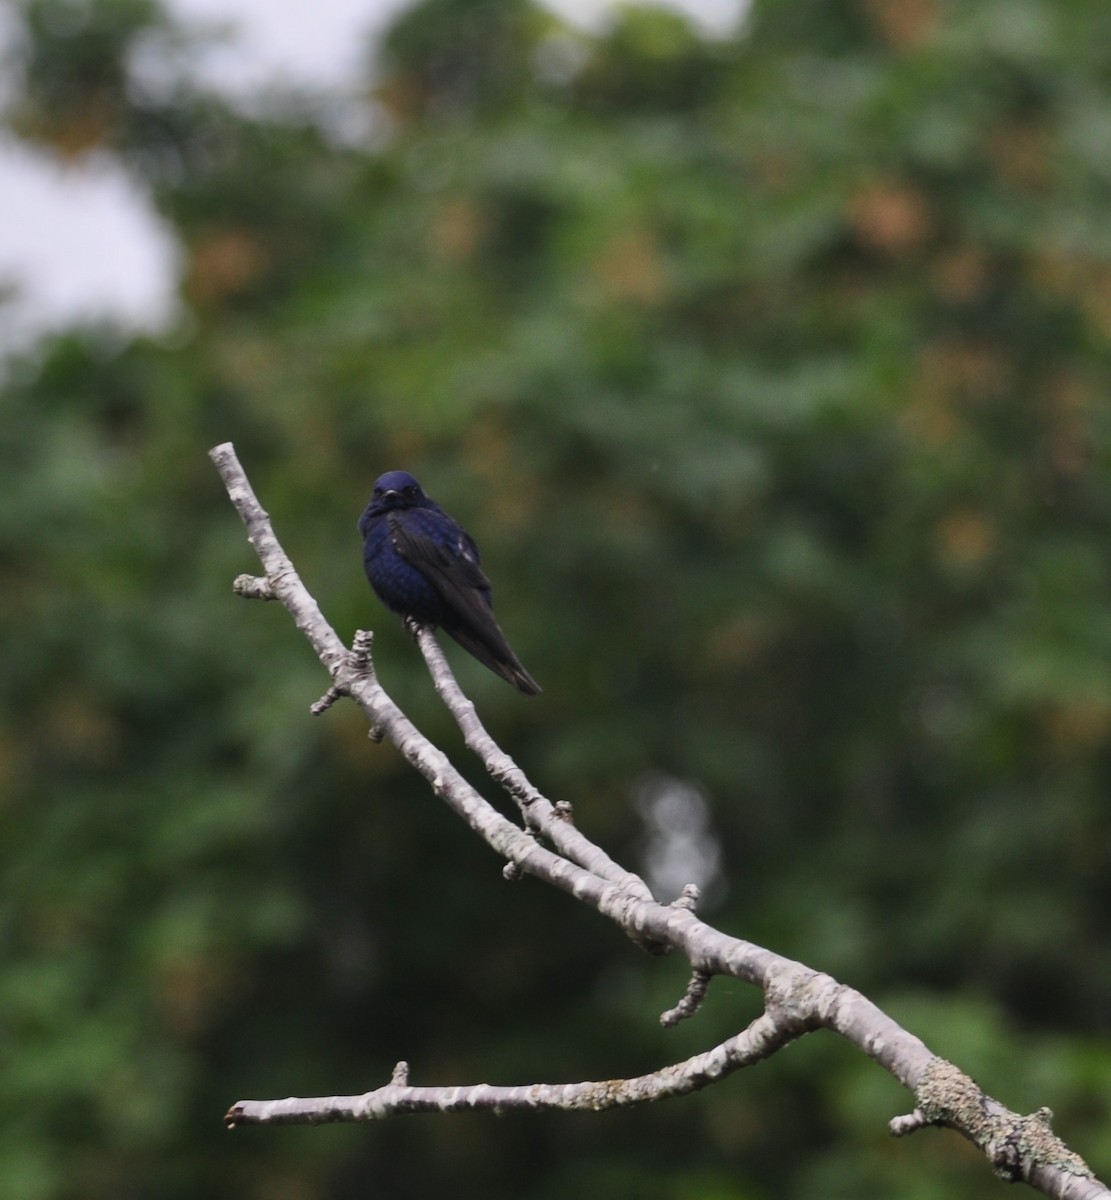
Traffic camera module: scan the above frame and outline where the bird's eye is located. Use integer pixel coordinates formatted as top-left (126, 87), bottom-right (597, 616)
top-left (372, 486), bottom-right (382, 497)
top-left (404, 485), bottom-right (418, 497)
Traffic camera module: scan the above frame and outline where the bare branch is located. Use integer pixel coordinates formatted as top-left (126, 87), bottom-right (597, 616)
top-left (413, 624), bottom-right (653, 899)
top-left (210, 442), bottom-right (1108, 1199)
top-left (891, 1060), bottom-right (1101, 1196)
top-left (226, 1008), bottom-right (797, 1127)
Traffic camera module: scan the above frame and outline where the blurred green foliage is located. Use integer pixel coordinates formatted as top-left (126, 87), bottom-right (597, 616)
top-left (3, 0), bottom-right (1111, 1196)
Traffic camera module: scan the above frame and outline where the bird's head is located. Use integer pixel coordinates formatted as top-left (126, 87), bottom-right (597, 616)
top-left (367, 470), bottom-right (428, 512)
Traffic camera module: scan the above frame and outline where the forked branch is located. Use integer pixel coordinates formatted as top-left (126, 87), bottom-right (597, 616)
top-left (209, 442), bottom-right (1106, 1200)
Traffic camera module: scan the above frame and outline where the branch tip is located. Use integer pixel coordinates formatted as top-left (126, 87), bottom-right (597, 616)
top-left (660, 969), bottom-right (712, 1027)
top-left (890, 1108), bottom-right (930, 1136)
top-left (391, 1061), bottom-right (411, 1086)
top-left (311, 686), bottom-right (344, 716)
top-left (233, 574), bottom-right (276, 601)
top-left (670, 883), bottom-right (701, 912)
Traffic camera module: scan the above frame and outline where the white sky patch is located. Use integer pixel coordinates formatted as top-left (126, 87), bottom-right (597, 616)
top-left (167, 0), bottom-right (410, 97)
top-left (0, 0), bottom-right (747, 353)
top-left (545, 0), bottom-right (745, 36)
top-left (0, 135), bottom-right (180, 354)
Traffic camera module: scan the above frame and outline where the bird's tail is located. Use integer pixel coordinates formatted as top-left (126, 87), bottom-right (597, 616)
top-left (444, 623), bottom-right (542, 696)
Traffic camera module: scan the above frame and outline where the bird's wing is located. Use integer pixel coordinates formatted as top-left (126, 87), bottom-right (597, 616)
top-left (388, 511), bottom-right (542, 696)
top-left (388, 512), bottom-right (493, 612)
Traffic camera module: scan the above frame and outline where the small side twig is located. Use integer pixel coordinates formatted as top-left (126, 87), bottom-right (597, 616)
top-left (660, 969), bottom-right (712, 1027)
top-left (671, 884), bottom-right (700, 913)
top-left (233, 574), bottom-right (276, 600)
top-left (311, 686), bottom-right (344, 715)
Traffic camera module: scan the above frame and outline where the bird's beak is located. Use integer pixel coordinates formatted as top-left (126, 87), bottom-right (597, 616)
top-left (383, 489), bottom-right (400, 501)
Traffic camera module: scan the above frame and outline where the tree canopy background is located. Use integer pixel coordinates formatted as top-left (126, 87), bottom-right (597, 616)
top-left (3, 0), bottom-right (1111, 1197)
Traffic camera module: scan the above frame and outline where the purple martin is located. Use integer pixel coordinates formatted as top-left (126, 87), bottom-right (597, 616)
top-left (359, 470), bottom-right (541, 696)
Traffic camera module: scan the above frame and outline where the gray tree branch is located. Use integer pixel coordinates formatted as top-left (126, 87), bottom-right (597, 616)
top-left (411, 623), bottom-right (653, 900)
top-left (227, 1009), bottom-right (795, 1127)
top-left (209, 441), bottom-right (1107, 1200)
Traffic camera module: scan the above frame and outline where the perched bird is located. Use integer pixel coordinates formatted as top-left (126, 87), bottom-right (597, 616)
top-left (359, 470), bottom-right (541, 696)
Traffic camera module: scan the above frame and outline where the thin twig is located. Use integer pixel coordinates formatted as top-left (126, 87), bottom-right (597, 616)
top-left (414, 625), bottom-right (653, 899)
top-left (226, 1009), bottom-right (796, 1127)
top-left (660, 970), bottom-right (712, 1027)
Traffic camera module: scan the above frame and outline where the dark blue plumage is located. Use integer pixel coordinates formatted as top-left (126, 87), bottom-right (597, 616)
top-left (359, 471), bottom-right (541, 696)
